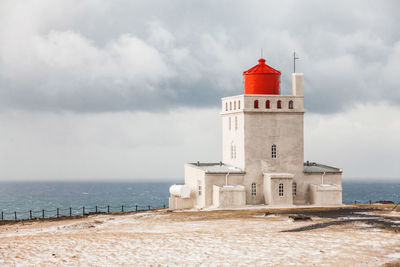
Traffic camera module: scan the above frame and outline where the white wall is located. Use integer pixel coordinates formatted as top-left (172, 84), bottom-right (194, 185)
top-left (184, 165), bottom-right (206, 208)
top-left (213, 185), bottom-right (246, 208)
top-left (309, 184), bottom-right (342, 205)
top-left (264, 175), bottom-right (294, 205)
top-left (221, 94), bottom-right (305, 205)
top-left (184, 164), bottom-right (245, 208)
top-left (302, 172), bottom-right (342, 204)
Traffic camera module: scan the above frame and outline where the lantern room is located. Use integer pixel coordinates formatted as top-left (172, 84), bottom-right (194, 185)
top-left (243, 58), bottom-right (281, 95)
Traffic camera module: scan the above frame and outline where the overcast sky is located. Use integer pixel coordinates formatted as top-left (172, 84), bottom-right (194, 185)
top-left (0, 0), bottom-right (399, 181)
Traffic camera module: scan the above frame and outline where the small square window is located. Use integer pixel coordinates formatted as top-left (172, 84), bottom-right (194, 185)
top-left (272, 145), bottom-right (277, 158)
top-left (251, 183), bottom-right (256, 196)
top-left (292, 182), bottom-right (297, 196)
top-left (235, 116), bottom-right (238, 130)
top-left (279, 183), bottom-right (284, 196)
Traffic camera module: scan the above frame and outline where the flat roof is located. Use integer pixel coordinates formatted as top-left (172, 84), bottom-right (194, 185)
top-left (304, 162), bottom-right (342, 173)
top-left (264, 173), bottom-right (295, 178)
top-left (186, 162), bottom-right (340, 174)
top-left (186, 162), bottom-right (245, 174)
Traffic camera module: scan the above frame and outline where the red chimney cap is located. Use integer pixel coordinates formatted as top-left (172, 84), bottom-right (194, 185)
top-left (243, 58), bottom-right (281, 75)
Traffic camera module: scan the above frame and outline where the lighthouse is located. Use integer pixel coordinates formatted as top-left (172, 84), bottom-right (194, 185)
top-left (169, 57), bottom-right (342, 210)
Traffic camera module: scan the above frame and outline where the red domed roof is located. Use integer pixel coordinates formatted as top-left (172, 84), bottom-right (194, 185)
top-left (243, 58), bottom-right (281, 95)
top-left (243, 58), bottom-right (281, 75)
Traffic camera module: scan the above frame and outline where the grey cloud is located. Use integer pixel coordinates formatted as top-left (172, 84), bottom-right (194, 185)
top-left (0, 0), bottom-right (399, 114)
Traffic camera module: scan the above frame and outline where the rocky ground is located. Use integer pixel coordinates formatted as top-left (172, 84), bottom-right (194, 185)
top-left (0, 205), bottom-right (399, 266)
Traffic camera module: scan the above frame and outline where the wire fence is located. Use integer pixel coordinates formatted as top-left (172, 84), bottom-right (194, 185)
top-left (0, 204), bottom-right (167, 222)
top-left (2, 200), bottom-right (396, 221)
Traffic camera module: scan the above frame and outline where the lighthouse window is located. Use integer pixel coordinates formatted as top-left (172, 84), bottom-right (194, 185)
top-left (198, 184), bottom-right (202, 196)
top-left (251, 183), bottom-right (256, 196)
top-left (292, 182), bottom-right (297, 196)
top-left (271, 144), bottom-right (277, 158)
top-left (279, 183), bottom-right (284, 196)
top-left (235, 116), bottom-right (238, 130)
top-left (289, 100), bottom-right (294, 109)
top-left (230, 102), bottom-right (232, 110)
top-left (277, 100), bottom-right (282, 109)
top-left (238, 100), bottom-right (240, 109)
top-left (234, 101), bottom-right (236, 110)
top-left (266, 100), bottom-right (270, 109)
top-left (229, 117), bottom-right (231, 130)
top-left (231, 143), bottom-right (237, 159)
top-left (225, 102), bottom-right (228, 111)
top-left (254, 100), bottom-right (259, 109)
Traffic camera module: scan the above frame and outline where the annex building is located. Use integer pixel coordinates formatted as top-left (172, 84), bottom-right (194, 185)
top-left (169, 58), bottom-right (342, 210)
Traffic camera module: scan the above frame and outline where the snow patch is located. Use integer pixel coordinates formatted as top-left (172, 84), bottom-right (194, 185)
top-left (387, 253), bottom-right (400, 259)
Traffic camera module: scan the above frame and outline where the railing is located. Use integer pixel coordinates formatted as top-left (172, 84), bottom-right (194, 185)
top-left (351, 200), bottom-right (397, 205)
top-left (0, 204), bottom-right (167, 222)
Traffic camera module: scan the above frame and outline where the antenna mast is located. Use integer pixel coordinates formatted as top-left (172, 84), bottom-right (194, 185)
top-left (293, 49), bottom-right (299, 73)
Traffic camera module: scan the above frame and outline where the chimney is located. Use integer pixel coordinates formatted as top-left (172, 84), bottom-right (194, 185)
top-left (292, 73), bottom-right (304, 96)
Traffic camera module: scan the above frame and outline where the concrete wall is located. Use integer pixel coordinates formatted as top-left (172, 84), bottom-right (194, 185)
top-left (212, 185), bottom-right (246, 208)
top-left (243, 111), bottom-right (304, 204)
top-left (221, 94), bottom-right (305, 205)
top-left (184, 165), bottom-right (206, 208)
top-left (302, 173), bottom-right (342, 204)
top-left (264, 174), bottom-right (293, 206)
top-left (221, 111), bottom-right (245, 169)
top-left (309, 184), bottom-right (342, 205)
top-left (169, 196), bottom-right (194, 210)
top-left (184, 164), bottom-right (245, 209)
top-left (263, 175), bottom-right (272, 204)
top-left (203, 173), bottom-right (244, 207)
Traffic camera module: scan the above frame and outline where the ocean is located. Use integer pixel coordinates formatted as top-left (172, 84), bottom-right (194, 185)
top-left (0, 180), bottom-right (398, 220)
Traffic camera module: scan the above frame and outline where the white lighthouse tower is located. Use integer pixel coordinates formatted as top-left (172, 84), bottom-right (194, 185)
top-left (169, 57), bottom-right (342, 210)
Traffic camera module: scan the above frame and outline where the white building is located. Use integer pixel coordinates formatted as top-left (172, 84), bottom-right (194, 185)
top-left (169, 58), bottom-right (342, 210)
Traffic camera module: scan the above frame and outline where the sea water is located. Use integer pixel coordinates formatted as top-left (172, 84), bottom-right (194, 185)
top-left (0, 181), bottom-right (174, 220)
top-left (0, 180), bottom-right (398, 220)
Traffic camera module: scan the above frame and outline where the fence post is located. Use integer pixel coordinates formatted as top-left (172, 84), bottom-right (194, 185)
top-left (107, 205), bottom-right (110, 214)
top-left (96, 206), bottom-right (98, 213)
top-left (148, 205), bottom-right (150, 210)
top-left (14, 211), bottom-right (17, 221)
top-left (354, 200), bottom-right (357, 204)
top-left (83, 206), bottom-right (85, 216)
top-left (122, 205), bottom-right (124, 212)
top-left (163, 204), bottom-right (166, 209)
top-left (70, 207), bottom-right (72, 217)
top-left (57, 208), bottom-right (59, 218)
top-left (1, 211), bottom-right (3, 221)
top-left (135, 205), bottom-right (138, 212)
top-left (42, 209), bottom-right (44, 219)
top-left (30, 210), bottom-right (32, 220)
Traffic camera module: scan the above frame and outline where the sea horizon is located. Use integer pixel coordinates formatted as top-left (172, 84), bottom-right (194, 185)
top-left (0, 179), bottom-right (398, 221)
top-left (0, 177), bottom-right (399, 183)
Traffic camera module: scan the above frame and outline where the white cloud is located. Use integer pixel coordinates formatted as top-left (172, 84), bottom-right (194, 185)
top-left (305, 102), bottom-right (400, 178)
top-left (0, 108), bottom-right (220, 180)
top-left (0, 0), bottom-right (399, 113)
top-left (2, 29), bottom-right (173, 91)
